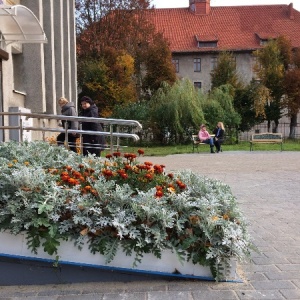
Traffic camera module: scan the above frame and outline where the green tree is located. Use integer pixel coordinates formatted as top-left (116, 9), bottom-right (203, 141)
top-left (210, 51), bottom-right (240, 90)
top-left (253, 37), bottom-right (291, 132)
top-left (149, 79), bottom-right (205, 144)
top-left (203, 85), bottom-right (241, 143)
top-left (234, 81), bottom-right (266, 132)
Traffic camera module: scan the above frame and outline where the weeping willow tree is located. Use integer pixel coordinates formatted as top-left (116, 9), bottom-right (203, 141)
top-left (202, 85), bottom-right (241, 143)
top-left (149, 79), bottom-right (205, 144)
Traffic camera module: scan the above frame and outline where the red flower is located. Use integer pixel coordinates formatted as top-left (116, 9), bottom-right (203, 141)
top-left (105, 154), bottom-right (113, 159)
top-left (113, 152), bottom-right (121, 157)
top-left (137, 149), bottom-right (144, 155)
top-left (120, 173), bottom-right (128, 179)
top-left (155, 190), bottom-right (163, 198)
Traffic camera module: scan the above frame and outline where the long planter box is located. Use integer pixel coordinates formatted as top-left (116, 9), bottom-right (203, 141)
top-left (0, 231), bottom-right (238, 281)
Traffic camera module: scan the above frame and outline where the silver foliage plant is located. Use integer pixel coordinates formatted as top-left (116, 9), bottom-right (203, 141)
top-left (0, 141), bottom-right (255, 281)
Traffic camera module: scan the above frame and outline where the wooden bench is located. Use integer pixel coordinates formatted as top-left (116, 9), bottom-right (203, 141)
top-left (250, 133), bottom-right (283, 151)
top-left (192, 134), bottom-right (220, 153)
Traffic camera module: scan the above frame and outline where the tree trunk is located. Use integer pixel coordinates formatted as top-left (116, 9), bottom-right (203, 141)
top-left (267, 120), bottom-right (271, 132)
top-left (273, 119), bottom-right (279, 133)
top-left (289, 114), bottom-right (297, 139)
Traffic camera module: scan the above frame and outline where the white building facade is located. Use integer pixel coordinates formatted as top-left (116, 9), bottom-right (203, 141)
top-left (0, 0), bottom-right (77, 141)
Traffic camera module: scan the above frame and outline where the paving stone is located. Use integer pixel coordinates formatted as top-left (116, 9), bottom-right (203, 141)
top-left (235, 290), bottom-right (285, 299)
top-left (148, 291), bottom-right (192, 300)
top-left (265, 271), bottom-right (300, 280)
top-left (192, 290), bottom-right (239, 299)
top-left (280, 289), bottom-right (300, 299)
top-left (251, 280), bottom-right (296, 290)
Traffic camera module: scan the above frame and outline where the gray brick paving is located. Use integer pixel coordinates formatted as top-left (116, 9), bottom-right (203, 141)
top-left (0, 151), bottom-right (299, 300)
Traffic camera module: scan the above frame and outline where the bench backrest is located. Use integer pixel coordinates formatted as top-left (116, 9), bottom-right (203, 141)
top-left (251, 133), bottom-right (283, 142)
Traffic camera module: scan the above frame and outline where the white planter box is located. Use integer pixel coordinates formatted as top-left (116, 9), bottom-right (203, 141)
top-left (0, 231), bottom-right (238, 281)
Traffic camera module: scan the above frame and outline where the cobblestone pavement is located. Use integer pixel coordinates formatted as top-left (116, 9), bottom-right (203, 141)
top-left (1, 151), bottom-right (299, 300)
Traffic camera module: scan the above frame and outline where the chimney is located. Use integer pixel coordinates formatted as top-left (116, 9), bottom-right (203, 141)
top-left (288, 3), bottom-right (294, 20)
top-left (189, 0), bottom-right (210, 15)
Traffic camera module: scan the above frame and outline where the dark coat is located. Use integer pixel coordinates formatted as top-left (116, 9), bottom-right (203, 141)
top-left (213, 127), bottom-right (225, 141)
top-left (81, 104), bottom-right (105, 156)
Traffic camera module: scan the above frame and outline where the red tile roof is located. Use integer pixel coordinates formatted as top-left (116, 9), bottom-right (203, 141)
top-left (147, 4), bottom-right (300, 53)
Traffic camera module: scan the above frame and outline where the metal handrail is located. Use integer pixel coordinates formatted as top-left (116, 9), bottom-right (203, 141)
top-left (0, 111), bottom-right (142, 154)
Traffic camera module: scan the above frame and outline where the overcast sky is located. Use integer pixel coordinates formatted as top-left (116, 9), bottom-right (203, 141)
top-left (151, 0), bottom-right (300, 11)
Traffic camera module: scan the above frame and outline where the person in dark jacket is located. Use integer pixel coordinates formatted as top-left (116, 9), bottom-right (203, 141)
top-left (80, 96), bottom-right (105, 156)
top-left (57, 97), bottom-right (78, 152)
top-left (213, 121), bottom-right (225, 153)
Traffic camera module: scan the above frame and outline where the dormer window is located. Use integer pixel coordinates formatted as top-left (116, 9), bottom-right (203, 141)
top-left (195, 35), bottom-right (218, 48)
top-left (255, 33), bottom-right (278, 46)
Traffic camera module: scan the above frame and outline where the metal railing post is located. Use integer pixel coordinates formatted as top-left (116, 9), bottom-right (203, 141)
top-left (110, 124), bottom-right (113, 153)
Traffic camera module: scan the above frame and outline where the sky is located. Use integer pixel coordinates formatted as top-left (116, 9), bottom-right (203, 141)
top-left (151, 0), bottom-right (300, 12)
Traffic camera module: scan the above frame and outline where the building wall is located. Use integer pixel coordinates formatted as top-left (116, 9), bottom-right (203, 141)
top-left (0, 0), bottom-right (77, 141)
top-left (173, 52), bottom-right (255, 92)
top-left (1, 0), bottom-right (76, 113)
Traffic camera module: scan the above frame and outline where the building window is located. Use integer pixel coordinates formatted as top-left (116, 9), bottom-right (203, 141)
top-left (172, 59), bottom-right (179, 73)
top-left (194, 58), bottom-right (201, 72)
top-left (194, 82), bottom-right (202, 89)
top-left (211, 57), bottom-right (218, 70)
top-left (198, 41), bottom-right (217, 48)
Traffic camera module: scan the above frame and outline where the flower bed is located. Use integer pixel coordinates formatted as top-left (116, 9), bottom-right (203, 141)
top-left (0, 141), bottom-right (254, 281)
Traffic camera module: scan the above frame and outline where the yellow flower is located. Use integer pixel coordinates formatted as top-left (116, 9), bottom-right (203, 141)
top-left (211, 216), bottom-right (219, 222)
top-left (12, 159), bottom-right (18, 163)
top-left (24, 161), bottom-right (30, 166)
top-left (167, 187), bottom-right (176, 193)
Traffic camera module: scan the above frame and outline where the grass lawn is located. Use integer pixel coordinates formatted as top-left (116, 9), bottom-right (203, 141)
top-left (103, 140), bottom-right (300, 157)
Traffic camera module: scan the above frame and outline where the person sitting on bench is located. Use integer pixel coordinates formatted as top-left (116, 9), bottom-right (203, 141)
top-left (198, 124), bottom-right (215, 153)
top-left (213, 122), bottom-right (225, 153)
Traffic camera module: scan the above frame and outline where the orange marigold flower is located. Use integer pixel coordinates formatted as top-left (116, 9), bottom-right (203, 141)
top-left (105, 154), bottom-right (113, 159)
top-left (66, 166), bottom-right (72, 171)
top-left (128, 154), bottom-right (136, 161)
top-left (155, 190), bottom-right (163, 198)
top-left (113, 152), bottom-right (121, 157)
top-left (137, 149), bottom-right (144, 155)
top-left (144, 161), bottom-right (153, 166)
top-left (72, 171), bottom-right (82, 178)
top-left (211, 216), bottom-right (219, 222)
top-left (68, 178), bottom-right (79, 185)
top-left (178, 183), bottom-right (186, 190)
top-left (145, 173), bottom-right (153, 180)
top-left (24, 161), bottom-right (30, 166)
top-left (61, 175), bottom-right (70, 182)
top-left (156, 185), bottom-right (163, 191)
top-left (102, 169), bottom-right (113, 177)
top-left (153, 164), bottom-right (163, 174)
top-left (167, 173), bottom-right (174, 179)
top-left (84, 185), bottom-right (92, 191)
top-left (167, 187), bottom-right (176, 193)
top-left (223, 214), bottom-right (229, 220)
top-left (78, 164), bottom-right (84, 169)
top-left (124, 164), bottom-right (131, 170)
top-left (120, 173), bottom-right (128, 179)
top-left (91, 189), bottom-right (98, 196)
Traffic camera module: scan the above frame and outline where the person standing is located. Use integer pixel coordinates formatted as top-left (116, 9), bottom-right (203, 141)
top-left (57, 97), bottom-right (78, 153)
top-left (80, 96), bottom-right (105, 156)
top-left (198, 124), bottom-right (215, 153)
top-left (213, 122), bottom-right (225, 153)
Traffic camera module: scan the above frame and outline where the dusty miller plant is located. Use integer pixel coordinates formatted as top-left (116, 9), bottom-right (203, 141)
top-left (0, 141), bottom-right (255, 281)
